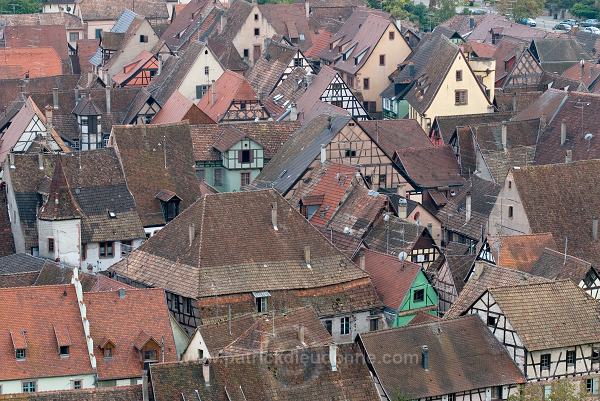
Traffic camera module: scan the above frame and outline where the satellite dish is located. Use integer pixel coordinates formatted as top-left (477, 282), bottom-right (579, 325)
top-left (398, 251), bottom-right (408, 261)
top-left (585, 132), bottom-right (594, 141)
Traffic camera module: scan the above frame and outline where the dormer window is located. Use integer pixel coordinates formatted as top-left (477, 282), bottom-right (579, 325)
top-left (252, 291), bottom-right (271, 313)
top-left (239, 149), bottom-right (252, 164)
top-left (156, 190), bottom-right (181, 222)
top-left (73, 97), bottom-right (102, 150)
top-left (99, 338), bottom-right (115, 359)
top-left (59, 345), bottom-right (70, 357)
top-left (144, 349), bottom-right (158, 362)
top-left (16, 348), bottom-right (26, 360)
top-left (104, 347), bottom-right (113, 359)
top-left (133, 330), bottom-right (160, 366)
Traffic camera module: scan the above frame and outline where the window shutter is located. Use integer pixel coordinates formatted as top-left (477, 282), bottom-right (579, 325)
top-left (249, 149), bottom-right (254, 163)
top-left (238, 150), bottom-right (243, 163)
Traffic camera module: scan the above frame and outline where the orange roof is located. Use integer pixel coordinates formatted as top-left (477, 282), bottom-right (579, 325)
top-left (112, 50), bottom-right (155, 86)
top-left (463, 40), bottom-right (497, 58)
top-left (0, 285), bottom-right (94, 381)
top-left (305, 29), bottom-right (333, 59)
top-left (197, 70), bottom-right (259, 121)
top-left (0, 47), bottom-right (62, 79)
top-left (152, 91), bottom-right (215, 124)
top-left (496, 233), bottom-right (557, 272)
top-left (85, 288), bottom-right (177, 381)
top-left (561, 61), bottom-right (600, 89)
top-left (358, 249), bottom-right (422, 310)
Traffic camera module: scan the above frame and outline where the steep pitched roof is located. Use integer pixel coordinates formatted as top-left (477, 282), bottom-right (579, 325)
top-left (487, 280), bottom-right (600, 350)
top-left (151, 344), bottom-right (379, 401)
top-left (444, 262), bottom-right (551, 318)
top-left (196, 70), bottom-right (261, 122)
top-left (259, 3), bottom-right (312, 51)
top-left (111, 122), bottom-right (203, 227)
top-left (530, 38), bottom-right (593, 74)
top-left (112, 50), bottom-right (156, 86)
top-left (252, 115), bottom-right (351, 194)
top-left (38, 159), bottom-right (83, 221)
top-left (495, 233), bottom-right (557, 272)
top-left (395, 145), bottom-right (465, 189)
top-left (0, 285), bottom-right (95, 381)
top-left (529, 248), bottom-right (595, 283)
top-left (432, 112), bottom-right (512, 145)
top-left (512, 160), bottom-right (600, 266)
top-left (363, 215), bottom-right (431, 257)
top-left (359, 315), bottom-right (525, 399)
top-left (160, 0), bottom-right (215, 51)
top-left (359, 119), bottom-right (432, 160)
top-left (197, 306), bottom-right (331, 356)
top-left (78, 0), bottom-right (168, 21)
top-left (85, 288), bottom-right (177, 380)
top-left (110, 189), bottom-right (372, 299)
top-left (359, 249), bottom-right (422, 310)
top-left (561, 61), bottom-right (600, 91)
top-left (4, 25), bottom-right (70, 73)
top-left (0, 386), bottom-right (143, 401)
top-left (0, 47), bottom-right (62, 79)
top-left (151, 91), bottom-right (215, 124)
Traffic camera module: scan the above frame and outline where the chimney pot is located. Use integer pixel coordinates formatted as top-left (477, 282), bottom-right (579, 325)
top-left (593, 219), bottom-right (598, 241)
top-left (189, 223), bottom-right (195, 246)
top-left (565, 149), bottom-right (572, 163)
top-left (304, 245), bottom-right (311, 268)
top-left (465, 192), bottom-right (472, 223)
top-left (320, 144), bottom-right (327, 164)
top-left (329, 344), bottom-right (337, 371)
top-left (52, 87), bottom-right (59, 109)
top-left (421, 345), bottom-right (429, 370)
top-left (501, 122), bottom-right (507, 151)
top-left (561, 120), bottom-right (567, 145)
top-left (202, 360), bottom-right (211, 386)
top-left (271, 202), bottom-right (278, 231)
top-left (298, 325), bottom-right (305, 343)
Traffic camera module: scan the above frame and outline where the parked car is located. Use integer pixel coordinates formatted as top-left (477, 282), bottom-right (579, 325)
top-left (471, 8), bottom-right (486, 14)
top-left (523, 17), bottom-right (537, 26)
top-left (582, 26), bottom-right (600, 34)
top-left (553, 23), bottom-right (572, 31)
top-left (560, 19), bottom-right (578, 27)
top-left (581, 18), bottom-right (600, 27)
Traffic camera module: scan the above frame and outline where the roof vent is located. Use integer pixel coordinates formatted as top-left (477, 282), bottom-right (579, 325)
top-left (421, 345), bottom-right (429, 370)
top-left (108, 211), bottom-right (116, 218)
top-left (189, 223), bottom-right (195, 246)
top-left (271, 202), bottom-right (279, 231)
top-left (304, 245), bottom-right (311, 269)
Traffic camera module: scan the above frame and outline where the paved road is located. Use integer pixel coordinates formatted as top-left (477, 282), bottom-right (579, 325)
top-left (534, 15), bottom-right (561, 31)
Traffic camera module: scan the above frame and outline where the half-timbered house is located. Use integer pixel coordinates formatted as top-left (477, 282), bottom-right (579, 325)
top-left (297, 65), bottom-right (370, 120)
top-left (197, 70), bottom-right (270, 122)
top-left (252, 115), bottom-right (416, 193)
top-left (109, 190), bottom-right (383, 342)
top-left (112, 50), bottom-right (159, 88)
top-left (495, 45), bottom-right (544, 91)
top-left (465, 280), bottom-right (600, 387)
top-left (358, 315), bottom-right (525, 401)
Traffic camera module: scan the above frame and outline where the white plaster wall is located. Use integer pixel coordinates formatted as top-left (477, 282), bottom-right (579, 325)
top-left (0, 374), bottom-right (95, 395)
top-left (181, 331), bottom-right (211, 361)
top-left (81, 238), bottom-right (143, 272)
top-left (177, 46), bottom-right (225, 102)
top-left (38, 218), bottom-right (81, 267)
top-left (324, 311), bottom-right (376, 344)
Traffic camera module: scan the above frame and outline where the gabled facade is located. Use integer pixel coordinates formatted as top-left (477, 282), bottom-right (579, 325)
top-left (112, 51), bottom-right (159, 87)
top-left (498, 48), bottom-right (543, 90)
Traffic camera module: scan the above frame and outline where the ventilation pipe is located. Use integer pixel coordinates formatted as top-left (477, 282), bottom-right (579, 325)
top-left (465, 192), bottom-right (472, 223)
top-left (560, 120), bottom-right (567, 145)
top-left (271, 202), bottom-right (278, 231)
top-left (422, 345), bottom-right (429, 370)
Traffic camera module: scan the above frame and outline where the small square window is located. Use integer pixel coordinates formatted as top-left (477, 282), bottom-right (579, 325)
top-left (389, 31), bottom-right (395, 40)
top-left (369, 318), bottom-right (378, 331)
top-left (566, 349), bottom-right (576, 366)
top-left (340, 316), bottom-right (350, 335)
top-left (69, 32), bottom-right (79, 42)
top-left (254, 28), bottom-right (260, 36)
top-left (22, 381), bottom-right (36, 393)
top-left (72, 380), bottom-right (82, 390)
top-left (344, 149), bottom-right (357, 157)
top-left (60, 345), bottom-right (69, 356)
top-left (455, 90), bottom-right (468, 105)
top-left (103, 347), bottom-right (113, 359)
top-left (140, 34), bottom-right (148, 43)
top-left (363, 78), bottom-right (370, 90)
top-left (487, 315), bottom-right (497, 326)
top-left (99, 242), bottom-right (114, 258)
top-left (540, 353), bottom-right (551, 370)
top-left (256, 296), bottom-right (267, 313)
top-left (143, 349), bottom-right (157, 361)
top-left (413, 288), bottom-right (425, 302)
top-left (15, 348), bottom-right (26, 360)
top-left (456, 70), bottom-right (463, 81)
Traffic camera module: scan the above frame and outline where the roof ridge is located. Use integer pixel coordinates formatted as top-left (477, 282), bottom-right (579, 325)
top-left (489, 278), bottom-right (572, 292)
top-left (541, 247), bottom-right (591, 264)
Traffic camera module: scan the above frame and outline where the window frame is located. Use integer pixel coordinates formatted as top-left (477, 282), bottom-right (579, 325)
top-left (204, 66), bottom-right (209, 76)
top-left (214, 168), bottom-right (223, 187)
top-left (566, 349), bottom-right (576, 366)
top-left (140, 34), bottom-right (148, 43)
top-left (324, 319), bottom-right (332, 334)
top-left (508, 206), bottom-right (514, 218)
top-left (456, 70), bottom-right (463, 81)
top-left (369, 318), bottom-right (379, 331)
top-left (256, 296), bottom-right (268, 313)
top-left (455, 89), bottom-right (468, 105)
top-left (71, 379), bottom-right (82, 390)
top-left (103, 346), bottom-right (113, 359)
top-left (340, 316), bottom-right (350, 335)
top-left (99, 241), bottom-right (114, 258)
top-left (241, 172), bottom-right (251, 187)
top-left (15, 348), bottom-right (26, 360)
top-left (69, 32), bottom-right (79, 42)
top-left (413, 288), bottom-right (425, 303)
top-left (389, 31), bottom-right (395, 40)
top-left (254, 28), bottom-right (260, 36)
top-left (22, 381), bottom-right (36, 393)
top-left (540, 353), bottom-right (551, 370)
top-left (379, 54), bottom-right (385, 66)
top-left (363, 77), bottom-right (370, 90)
top-left (59, 345), bottom-right (70, 357)
top-left (48, 237), bottom-right (55, 253)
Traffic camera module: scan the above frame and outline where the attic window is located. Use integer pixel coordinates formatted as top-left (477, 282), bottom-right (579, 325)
top-left (389, 31), bottom-right (395, 40)
top-left (299, 33), bottom-right (305, 41)
top-left (254, 28), bottom-right (260, 36)
top-left (103, 347), bottom-right (113, 359)
top-left (140, 35), bottom-right (148, 43)
top-left (413, 288), bottom-right (424, 302)
top-left (59, 345), bottom-right (70, 357)
top-left (252, 291), bottom-right (271, 313)
top-left (15, 348), bottom-right (26, 360)
top-left (108, 211), bottom-right (116, 218)
top-left (254, 13), bottom-right (259, 20)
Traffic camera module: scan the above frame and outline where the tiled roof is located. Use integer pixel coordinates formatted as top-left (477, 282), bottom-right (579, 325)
top-left (197, 70), bottom-right (261, 122)
top-left (0, 385), bottom-right (143, 401)
top-left (432, 112), bottom-right (512, 145)
top-left (288, 162), bottom-right (359, 227)
top-left (0, 47), bottom-right (62, 79)
top-left (78, 0), bottom-right (169, 21)
top-left (463, 40), bottom-right (496, 58)
top-left (112, 50), bottom-right (155, 86)
top-left (206, 36), bottom-right (248, 73)
top-left (253, 115), bottom-right (351, 194)
top-left (512, 160), bottom-right (600, 266)
top-left (111, 122), bottom-right (203, 227)
top-left (466, 14), bottom-right (550, 43)
top-left (38, 159), bottom-right (84, 221)
top-left (0, 254), bottom-right (51, 276)
top-left (487, 280), bottom-right (600, 350)
top-left (190, 121), bottom-right (299, 161)
top-left (561, 61), bottom-right (600, 91)
top-left (197, 306), bottom-right (331, 356)
top-left (85, 288), bottom-right (177, 380)
top-left (359, 120), bottom-right (432, 160)
top-left (363, 214), bottom-right (428, 256)
top-left (160, 0), bottom-right (214, 51)
top-left (358, 249), bottom-right (421, 310)
top-left (495, 233), bottom-right (557, 272)
top-left (0, 12), bottom-right (83, 30)
top-left (247, 42), bottom-right (297, 97)
top-left (494, 91), bottom-right (543, 114)
top-left (110, 189), bottom-right (373, 299)
top-left (436, 254), bottom-right (478, 294)
top-left (534, 91), bottom-right (600, 164)
top-left (259, 3), bottom-right (312, 51)
top-left (76, 39), bottom-right (100, 74)
top-left (512, 87), bottom-right (567, 122)
top-left (531, 38), bottom-right (593, 74)
top-left (0, 284), bottom-right (95, 381)
top-left (395, 145), bottom-right (465, 189)
top-left (305, 29), bottom-right (333, 59)
top-left (150, 344), bottom-right (379, 401)
top-left (359, 315), bottom-right (525, 399)
top-left (444, 262), bottom-right (550, 318)
top-left (151, 91), bottom-right (215, 125)
top-left (4, 25), bottom-right (71, 74)
top-left (529, 248), bottom-right (594, 283)
top-left (438, 14), bottom-right (486, 37)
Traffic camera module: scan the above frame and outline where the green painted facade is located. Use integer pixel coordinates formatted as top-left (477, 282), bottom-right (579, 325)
top-left (382, 97), bottom-right (409, 119)
top-left (196, 138), bottom-right (264, 192)
top-left (392, 270), bottom-right (439, 327)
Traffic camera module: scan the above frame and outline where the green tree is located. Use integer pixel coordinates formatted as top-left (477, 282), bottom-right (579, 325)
top-left (570, 1), bottom-right (599, 18)
top-left (0, 0), bottom-right (41, 13)
top-left (512, 0), bottom-right (544, 19)
top-left (382, 0), bottom-right (412, 19)
top-left (508, 379), bottom-right (588, 401)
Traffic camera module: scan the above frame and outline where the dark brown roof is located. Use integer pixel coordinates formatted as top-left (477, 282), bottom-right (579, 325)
top-left (530, 38), bottom-right (593, 74)
top-left (512, 87), bottom-right (568, 122)
top-left (359, 315), bottom-right (525, 399)
top-left (395, 145), bottom-right (465, 189)
top-left (0, 385), bottom-right (142, 401)
top-left (432, 112), bottom-right (512, 145)
top-left (38, 159), bottom-right (83, 221)
top-left (0, 183), bottom-right (15, 257)
top-left (512, 160), bottom-right (600, 266)
top-left (79, 0), bottom-right (169, 21)
top-left (363, 214), bottom-right (431, 257)
top-left (495, 233), bottom-right (557, 272)
top-left (197, 306), bottom-right (331, 356)
top-left (529, 247), bottom-right (595, 283)
top-left (111, 122), bottom-right (203, 227)
top-left (359, 120), bottom-right (432, 160)
top-left (150, 344), bottom-right (379, 401)
top-left (110, 190), bottom-right (374, 300)
top-left (160, 0), bottom-right (216, 51)
top-left (444, 262), bottom-right (550, 319)
top-left (487, 280), bottom-right (600, 350)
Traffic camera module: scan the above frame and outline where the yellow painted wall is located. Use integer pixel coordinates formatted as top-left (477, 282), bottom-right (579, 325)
top-left (178, 45), bottom-right (225, 102)
top-left (231, 5), bottom-right (277, 64)
top-left (468, 57), bottom-right (496, 103)
top-left (355, 23), bottom-right (411, 111)
top-left (410, 52), bottom-right (492, 131)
